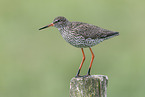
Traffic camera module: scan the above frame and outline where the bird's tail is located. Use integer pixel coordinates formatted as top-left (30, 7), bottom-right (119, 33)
top-left (106, 32), bottom-right (119, 37)
top-left (102, 32), bottom-right (119, 40)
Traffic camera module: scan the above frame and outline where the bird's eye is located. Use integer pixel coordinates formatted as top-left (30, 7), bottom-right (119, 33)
top-left (54, 20), bottom-right (60, 23)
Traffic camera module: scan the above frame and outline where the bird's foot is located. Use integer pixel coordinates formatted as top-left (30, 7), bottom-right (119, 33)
top-left (75, 74), bottom-right (81, 78)
top-left (75, 74), bottom-right (91, 78)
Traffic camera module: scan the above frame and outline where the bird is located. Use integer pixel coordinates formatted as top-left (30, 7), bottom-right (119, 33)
top-left (39, 16), bottom-right (119, 77)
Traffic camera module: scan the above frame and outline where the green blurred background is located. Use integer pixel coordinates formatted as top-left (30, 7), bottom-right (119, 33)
top-left (0, 0), bottom-right (145, 97)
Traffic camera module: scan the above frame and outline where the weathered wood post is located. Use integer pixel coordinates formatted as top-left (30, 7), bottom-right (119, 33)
top-left (70, 75), bottom-right (108, 97)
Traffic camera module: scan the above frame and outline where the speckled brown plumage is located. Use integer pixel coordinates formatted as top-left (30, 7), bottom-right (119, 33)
top-left (49, 16), bottom-right (119, 48)
top-left (69, 21), bottom-right (118, 39)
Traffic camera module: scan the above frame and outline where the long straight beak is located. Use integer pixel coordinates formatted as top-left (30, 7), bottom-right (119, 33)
top-left (39, 23), bottom-right (54, 30)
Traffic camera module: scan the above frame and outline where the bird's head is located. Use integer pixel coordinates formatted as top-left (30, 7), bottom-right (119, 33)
top-left (39, 16), bottom-right (69, 30)
top-left (53, 16), bottom-right (69, 28)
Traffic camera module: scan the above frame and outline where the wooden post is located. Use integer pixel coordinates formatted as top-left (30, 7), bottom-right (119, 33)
top-left (70, 75), bottom-right (108, 97)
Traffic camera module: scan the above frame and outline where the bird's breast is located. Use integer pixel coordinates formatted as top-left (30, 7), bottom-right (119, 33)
top-left (58, 28), bottom-right (103, 48)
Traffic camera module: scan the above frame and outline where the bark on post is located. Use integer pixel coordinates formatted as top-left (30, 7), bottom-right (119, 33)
top-left (70, 75), bottom-right (108, 97)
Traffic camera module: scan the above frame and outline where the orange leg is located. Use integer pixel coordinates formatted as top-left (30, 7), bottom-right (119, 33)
top-left (76, 48), bottom-right (85, 77)
top-left (87, 48), bottom-right (95, 75)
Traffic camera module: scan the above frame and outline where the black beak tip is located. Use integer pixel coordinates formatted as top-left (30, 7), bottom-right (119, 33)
top-left (38, 25), bottom-right (48, 30)
top-left (38, 28), bottom-right (42, 30)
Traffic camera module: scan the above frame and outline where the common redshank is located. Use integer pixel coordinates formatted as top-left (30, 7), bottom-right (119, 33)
top-left (39, 16), bottom-right (119, 77)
